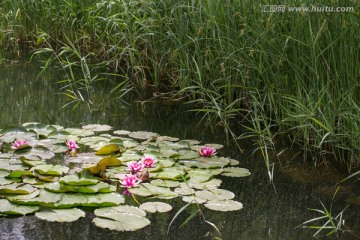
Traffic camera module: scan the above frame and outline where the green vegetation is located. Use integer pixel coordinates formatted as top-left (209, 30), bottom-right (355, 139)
top-left (0, 0), bottom-right (359, 170)
top-left (0, 123), bottom-right (249, 233)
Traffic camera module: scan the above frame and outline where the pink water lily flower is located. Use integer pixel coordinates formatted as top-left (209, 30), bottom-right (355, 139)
top-left (199, 146), bottom-right (217, 157)
top-left (141, 155), bottom-right (156, 168)
top-left (119, 174), bottom-right (141, 188)
top-left (66, 140), bottom-right (79, 150)
top-left (127, 161), bottom-right (144, 173)
top-left (11, 140), bottom-right (29, 150)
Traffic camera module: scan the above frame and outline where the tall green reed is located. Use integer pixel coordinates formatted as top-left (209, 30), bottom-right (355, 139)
top-left (1, 0), bottom-right (359, 172)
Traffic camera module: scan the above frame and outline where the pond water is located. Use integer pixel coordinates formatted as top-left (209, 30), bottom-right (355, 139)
top-left (0, 64), bottom-right (359, 240)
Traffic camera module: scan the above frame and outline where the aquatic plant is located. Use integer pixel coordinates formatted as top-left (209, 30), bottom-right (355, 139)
top-left (0, 123), bottom-right (250, 233)
top-left (141, 155), bottom-right (156, 168)
top-left (11, 139), bottom-right (29, 150)
top-left (127, 161), bottom-right (144, 174)
top-left (199, 146), bottom-right (217, 157)
top-left (119, 175), bottom-right (141, 188)
top-left (66, 140), bottom-right (79, 150)
top-left (1, 0), bottom-right (359, 172)
top-left (297, 187), bottom-right (348, 237)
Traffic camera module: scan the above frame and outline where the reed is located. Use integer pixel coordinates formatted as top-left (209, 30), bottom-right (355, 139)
top-left (1, 0), bottom-right (359, 169)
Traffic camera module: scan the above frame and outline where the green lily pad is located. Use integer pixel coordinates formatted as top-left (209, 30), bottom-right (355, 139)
top-left (66, 153), bottom-right (102, 165)
top-left (0, 199), bottom-right (39, 215)
top-left (65, 128), bottom-right (95, 137)
top-left (0, 127), bottom-right (37, 143)
top-left (31, 164), bottom-right (69, 176)
top-left (153, 168), bottom-right (185, 180)
top-left (187, 170), bottom-right (213, 183)
top-left (0, 161), bottom-right (26, 171)
top-left (46, 182), bottom-right (115, 194)
top-left (150, 179), bottom-right (180, 188)
top-left (174, 184), bottom-right (196, 196)
top-left (128, 131), bottom-right (158, 140)
top-left (177, 149), bottom-right (200, 160)
top-left (93, 215), bottom-right (150, 232)
top-left (182, 196), bottom-right (207, 204)
top-left (122, 139), bottom-right (139, 148)
top-left (88, 157), bottom-right (122, 175)
top-left (204, 200), bottom-right (243, 211)
top-left (8, 189), bottom-right (62, 207)
top-left (180, 156), bottom-right (230, 169)
top-left (0, 177), bottom-right (14, 185)
top-left (0, 183), bottom-right (37, 195)
top-left (113, 130), bottom-right (131, 136)
top-left (19, 156), bottom-right (45, 167)
top-left (95, 144), bottom-right (121, 155)
top-left (159, 149), bottom-right (179, 158)
top-left (16, 147), bottom-right (55, 160)
top-left (195, 189), bottom-right (235, 201)
top-left (230, 159), bottom-right (239, 166)
top-left (95, 205), bottom-right (146, 218)
top-left (59, 174), bottom-right (99, 186)
top-left (6, 170), bottom-right (34, 178)
top-left (35, 208), bottom-right (85, 222)
top-left (55, 192), bottom-right (125, 208)
top-left (221, 167), bottom-right (251, 177)
top-left (191, 179), bottom-right (222, 190)
top-left (24, 123), bottom-right (57, 138)
top-left (139, 202), bottom-right (172, 213)
top-left (83, 124), bottom-right (112, 132)
top-left (7, 189), bottom-right (40, 200)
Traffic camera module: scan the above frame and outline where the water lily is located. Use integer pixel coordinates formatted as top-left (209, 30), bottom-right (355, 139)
top-left (11, 140), bottom-right (29, 150)
top-left (199, 146), bottom-right (217, 157)
top-left (66, 140), bottom-right (79, 150)
top-left (119, 174), bottom-right (141, 188)
top-left (141, 155), bottom-right (156, 168)
top-left (127, 161), bottom-right (144, 174)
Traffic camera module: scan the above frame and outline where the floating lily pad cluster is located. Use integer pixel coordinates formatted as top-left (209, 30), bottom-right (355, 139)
top-left (0, 123), bottom-right (251, 231)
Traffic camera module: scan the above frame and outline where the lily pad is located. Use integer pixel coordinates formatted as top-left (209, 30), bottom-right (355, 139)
top-left (0, 199), bottom-right (39, 215)
top-left (113, 130), bottom-right (131, 136)
top-left (93, 215), bottom-right (150, 232)
top-left (59, 174), bottom-right (99, 186)
top-left (182, 196), bottom-right (207, 204)
top-left (6, 170), bottom-right (34, 179)
top-left (0, 183), bottom-right (37, 195)
top-left (221, 167), bottom-right (251, 177)
top-left (55, 192), bottom-right (125, 208)
top-left (87, 157), bottom-right (122, 175)
top-left (46, 182), bottom-right (115, 194)
top-left (31, 165), bottom-right (69, 176)
top-left (95, 205), bottom-right (146, 218)
top-left (65, 128), bottom-right (95, 137)
top-left (150, 179), bottom-right (180, 188)
top-left (180, 156), bottom-right (230, 169)
top-left (83, 124), bottom-right (112, 132)
top-left (35, 208), bottom-right (85, 222)
top-left (153, 168), bottom-right (185, 180)
top-left (204, 200), bottom-right (243, 211)
top-left (128, 131), bottom-right (158, 140)
top-left (8, 189), bottom-right (62, 207)
top-left (95, 144), bottom-right (121, 155)
top-left (191, 179), bottom-right (222, 190)
top-left (195, 189), bottom-right (235, 201)
top-left (139, 201), bottom-right (172, 213)
top-left (24, 123), bottom-right (57, 138)
top-left (187, 170), bottom-right (213, 183)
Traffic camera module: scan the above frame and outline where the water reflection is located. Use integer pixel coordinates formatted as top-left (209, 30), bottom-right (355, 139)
top-left (0, 64), bottom-right (359, 240)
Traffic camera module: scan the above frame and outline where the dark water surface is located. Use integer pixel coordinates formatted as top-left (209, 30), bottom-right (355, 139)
top-left (0, 64), bottom-right (359, 240)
